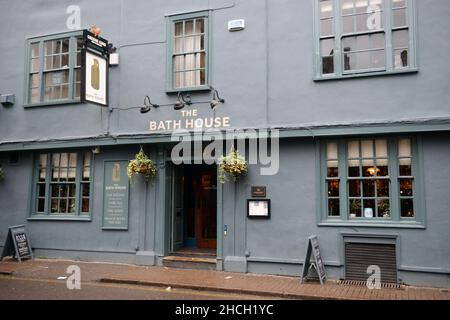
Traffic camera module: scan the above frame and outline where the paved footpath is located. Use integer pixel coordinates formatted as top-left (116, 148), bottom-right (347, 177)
top-left (0, 258), bottom-right (449, 300)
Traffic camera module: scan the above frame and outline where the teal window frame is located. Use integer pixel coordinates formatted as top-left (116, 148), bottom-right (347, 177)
top-left (28, 150), bottom-right (94, 221)
top-left (317, 136), bottom-right (426, 228)
top-left (313, 0), bottom-right (418, 81)
top-left (166, 11), bottom-right (212, 93)
top-left (24, 30), bottom-right (83, 108)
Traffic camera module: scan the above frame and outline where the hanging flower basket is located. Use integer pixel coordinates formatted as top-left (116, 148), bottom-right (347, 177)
top-left (218, 148), bottom-right (248, 183)
top-left (127, 148), bottom-right (157, 183)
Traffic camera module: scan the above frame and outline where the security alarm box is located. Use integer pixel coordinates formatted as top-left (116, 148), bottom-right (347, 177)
top-left (228, 19), bottom-right (245, 32)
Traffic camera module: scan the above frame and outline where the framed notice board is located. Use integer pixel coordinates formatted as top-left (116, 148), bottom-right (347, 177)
top-left (102, 160), bottom-right (130, 230)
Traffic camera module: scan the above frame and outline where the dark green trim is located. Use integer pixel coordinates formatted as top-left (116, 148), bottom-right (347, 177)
top-left (314, 68), bottom-right (418, 82)
top-left (1, 121), bottom-right (450, 152)
top-left (24, 30), bottom-right (83, 107)
top-left (313, 0), bottom-right (418, 80)
top-left (27, 216), bottom-right (92, 222)
top-left (29, 149), bottom-right (94, 220)
top-left (165, 10), bottom-right (211, 92)
top-left (317, 135), bottom-right (426, 227)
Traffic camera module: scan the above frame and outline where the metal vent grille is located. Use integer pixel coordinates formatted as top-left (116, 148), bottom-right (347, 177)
top-left (345, 242), bottom-right (398, 284)
top-left (337, 280), bottom-right (403, 290)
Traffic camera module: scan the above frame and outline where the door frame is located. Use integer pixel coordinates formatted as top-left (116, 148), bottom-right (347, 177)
top-left (167, 162), bottom-right (221, 256)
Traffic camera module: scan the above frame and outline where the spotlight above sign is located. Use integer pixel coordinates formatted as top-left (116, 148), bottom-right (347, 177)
top-left (80, 28), bottom-right (109, 106)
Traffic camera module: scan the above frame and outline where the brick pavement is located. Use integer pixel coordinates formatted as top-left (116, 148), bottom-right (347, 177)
top-left (0, 258), bottom-right (449, 300)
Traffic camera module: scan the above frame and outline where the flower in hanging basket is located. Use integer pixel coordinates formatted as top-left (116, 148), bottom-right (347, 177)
top-left (127, 148), bottom-right (157, 183)
top-left (218, 148), bottom-right (248, 183)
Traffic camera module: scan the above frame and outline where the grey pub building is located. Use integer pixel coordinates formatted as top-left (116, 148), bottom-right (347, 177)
top-left (0, 0), bottom-right (449, 288)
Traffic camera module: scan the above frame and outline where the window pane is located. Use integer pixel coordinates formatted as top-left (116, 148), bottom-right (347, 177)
top-left (81, 183), bottom-right (89, 197)
top-left (394, 49), bottom-right (408, 68)
top-left (31, 43), bottom-right (39, 57)
top-left (174, 38), bottom-right (183, 53)
top-left (371, 50), bottom-right (385, 68)
top-left (377, 158), bottom-right (389, 176)
top-left (377, 199), bottom-right (390, 217)
top-left (321, 0), bottom-right (333, 19)
top-left (398, 139), bottom-right (411, 157)
top-left (31, 58), bottom-right (40, 73)
top-left (195, 19), bottom-right (205, 34)
top-left (348, 160), bottom-right (360, 177)
top-left (401, 199), bottom-right (414, 217)
top-left (355, 0), bottom-right (369, 13)
top-left (327, 142), bottom-right (338, 159)
top-left (361, 140), bottom-right (373, 158)
top-left (31, 88), bottom-right (39, 103)
top-left (328, 199), bottom-right (340, 216)
top-left (399, 179), bottom-right (413, 196)
top-left (393, 30), bottom-right (409, 48)
top-left (327, 161), bottom-right (339, 177)
top-left (349, 199), bottom-right (362, 217)
top-left (362, 159), bottom-right (375, 177)
top-left (399, 158), bottom-right (412, 176)
top-left (321, 18), bottom-right (333, 37)
top-left (375, 139), bottom-right (388, 157)
top-left (349, 180), bottom-right (361, 197)
top-left (392, 0), bottom-right (406, 8)
top-left (377, 179), bottom-right (390, 197)
top-left (363, 179), bottom-right (375, 197)
top-left (37, 198), bottom-right (45, 213)
top-left (345, 51), bottom-right (371, 70)
top-left (342, 15), bottom-right (353, 34)
top-left (82, 198), bottom-right (90, 213)
top-left (342, 0), bottom-right (354, 15)
top-left (174, 22), bottom-right (183, 36)
top-left (393, 8), bottom-right (407, 28)
top-left (363, 199), bottom-right (376, 217)
top-left (175, 72), bottom-right (184, 88)
top-left (321, 38), bottom-right (335, 74)
top-left (62, 39), bottom-right (69, 53)
top-left (185, 20), bottom-right (194, 35)
top-left (348, 141), bottom-right (359, 158)
top-left (328, 180), bottom-right (340, 197)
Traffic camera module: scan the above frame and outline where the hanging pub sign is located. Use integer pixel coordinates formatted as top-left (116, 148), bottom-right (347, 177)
top-left (1, 225), bottom-right (33, 262)
top-left (81, 29), bottom-right (109, 106)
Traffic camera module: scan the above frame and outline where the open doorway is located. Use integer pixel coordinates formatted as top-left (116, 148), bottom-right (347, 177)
top-left (171, 164), bottom-right (217, 255)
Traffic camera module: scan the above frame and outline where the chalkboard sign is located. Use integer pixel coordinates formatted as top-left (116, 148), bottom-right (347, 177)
top-left (1, 225), bottom-right (33, 262)
top-left (301, 235), bottom-right (326, 285)
top-left (102, 160), bottom-right (130, 230)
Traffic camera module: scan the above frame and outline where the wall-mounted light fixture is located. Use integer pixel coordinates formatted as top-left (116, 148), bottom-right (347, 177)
top-left (137, 87), bottom-right (225, 114)
top-left (92, 146), bottom-right (101, 154)
top-left (210, 87), bottom-right (225, 110)
top-left (173, 92), bottom-right (192, 111)
top-left (140, 95), bottom-right (160, 114)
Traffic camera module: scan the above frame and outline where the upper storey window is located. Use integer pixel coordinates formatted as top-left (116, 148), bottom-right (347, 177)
top-left (166, 11), bottom-right (210, 92)
top-left (25, 31), bottom-right (83, 106)
top-left (315, 0), bottom-right (416, 79)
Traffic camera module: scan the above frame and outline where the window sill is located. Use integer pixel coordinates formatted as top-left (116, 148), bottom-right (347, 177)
top-left (314, 68), bottom-right (419, 82)
top-left (24, 99), bottom-right (82, 108)
top-left (28, 215), bottom-right (92, 222)
top-left (166, 85), bottom-right (211, 94)
top-left (318, 220), bottom-right (425, 229)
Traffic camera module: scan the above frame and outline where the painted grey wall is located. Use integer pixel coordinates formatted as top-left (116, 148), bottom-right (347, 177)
top-left (1, 0), bottom-right (450, 142)
top-left (1, 134), bottom-right (449, 286)
top-left (1, 0), bottom-right (450, 287)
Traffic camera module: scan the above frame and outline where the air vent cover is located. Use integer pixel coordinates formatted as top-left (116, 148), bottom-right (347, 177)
top-left (345, 242), bottom-right (398, 284)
